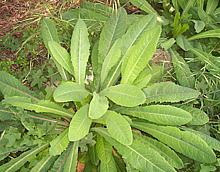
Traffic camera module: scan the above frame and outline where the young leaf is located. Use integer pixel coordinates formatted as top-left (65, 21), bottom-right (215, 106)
top-left (101, 84), bottom-right (146, 107)
top-left (88, 92), bottom-right (109, 119)
top-left (133, 122), bottom-right (216, 163)
top-left (144, 82), bottom-right (200, 104)
top-left (171, 49), bottom-right (195, 88)
top-left (49, 129), bottom-right (69, 156)
top-left (68, 104), bottom-right (92, 141)
top-left (0, 144), bottom-right (48, 172)
top-left (98, 8), bottom-right (127, 65)
top-left (30, 155), bottom-right (56, 172)
top-left (0, 71), bottom-right (39, 101)
top-left (3, 96), bottom-right (73, 118)
top-left (71, 19), bottom-right (90, 85)
top-left (53, 81), bottom-right (90, 102)
top-left (192, 20), bottom-right (205, 33)
top-left (93, 128), bottom-right (176, 172)
top-left (188, 29), bottom-right (220, 40)
top-left (63, 142), bottom-right (79, 172)
top-left (48, 41), bottom-right (74, 75)
top-left (133, 133), bottom-right (184, 169)
top-left (115, 105), bottom-right (192, 126)
top-left (130, 0), bottom-right (157, 14)
top-left (106, 111), bottom-right (133, 145)
top-left (121, 25), bottom-right (161, 84)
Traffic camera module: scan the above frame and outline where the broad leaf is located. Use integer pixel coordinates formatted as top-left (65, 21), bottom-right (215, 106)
top-left (133, 122), bottom-right (216, 163)
top-left (0, 103), bottom-right (14, 121)
top-left (63, 142), bottom-right (79, 172)
top-left (101, 84), bottom-right (145, 107)
top-left (4, 96), bottom-right (73, 118)
top-left (0, 71), bottom-right (39, 101)
top-left (115, 105), bottom-right (192, 125)
top-left (49, 129), bottom-right (69, 156)
top-left (30, 155), bottom-right (56, 172)
top-left (144, 82), bottom-right (200, 103)
top-left (182, 0), bottom-right (196, 16)
top-left (206, 0), bottom-right (219, 14)
top-left (48, 41), bottom-right (74, 75)
top-left (171, 49), bottom-right (195, 88)
top-left (176, 35), bottom-right (192, 51)
top-left (68, 104), bottom-right (92, 141)
top-left (53, 81), bottom-right (90, 102)
top-left (93, 128), bottom-right (176, 172)
top-left (88, 92), bottom-right (109, 119)
top-left (71, 19), bottom-right (90, 85)
top-left (188, 29), bottom-right (220, 40)
top-left (121, 25), bottom-right (161, 84)
top-left (100, 158), bottom-right (117, 172)
top-left (106, 111), bottom-right (133, 145)
top-left (0, 144), bottom-right (48, 172)
top-left (130, 0), bottom-right (157, 14)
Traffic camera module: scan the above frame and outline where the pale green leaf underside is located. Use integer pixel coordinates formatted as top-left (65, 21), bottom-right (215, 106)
top-left (53, 81), bottom-right (90, 102)
top-left (71, 19), bottom-right (90, 85)
top-left (3, 96), bottom-right (73, 118)
top-left (133, 122), bottom-right (216, 163)
top-left (144, 82), bottom-right (200, 103)
top-left (101, 84), bottom-right (146, 107)
top-left (106, 111), bottom-right (133, 145)
top-left (49, 129), bottom-right (69, 156)
top-left (68, 104), bottom-right (92, 141)
top-left (115, 105), bottom-right (192, 125)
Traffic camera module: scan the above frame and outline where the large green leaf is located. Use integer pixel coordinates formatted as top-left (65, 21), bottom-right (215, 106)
top-left (53, 81), bottom-right (90, 102)
top-left (4, 96), bottom-right (73, 118)
top-left (133, 122), bottom-right (216, 163)
top-left (49, 129), bottom-right (69, 156)
top-left (171, 49), bottom-right (195, 88)
top-left (0, 144), bottom-right (48, 172)
top-left (0, 103), bottom-right (14, 121)
top-left (48, 41), bottom-right (74, 75)
top-left (121, 25), bottom-right (161, 84)
top-left (135, 134), bottom-right (184, 169)
top-left (144, 82), bottom-right (200, 104)
top-left (68, 104), bottom-right (92, 141)
top-left (98, 8), bottom-right (127, 65)
top-left (88, 92), bottom-right (109, 119)
top-left (30, 155), bottom-right (56, 172)
top-left (115, 105), bottom-right (192, 126)
top-left (188, 29), bottom-right (220, 40)
top-left (206, 0), bottom-right (219, 14)
top-left (130, 0), bottom-right (157, 14)
top-left (93, 128), bottom-right (176, 172)
top-left (100, 157), bottom-right (117, 172)
top-left (0, 71), bottom-right (39, 101)
top-left (104, 14), bottom-right (157, 88)
top-left (101, 84), bottom-right (145, 107)
top-left (63, 142), bottom-right (79, 172)
top-left (106, 111), bottom-right (133, 145)
top-left (71, 19), bottom-right (90, 85)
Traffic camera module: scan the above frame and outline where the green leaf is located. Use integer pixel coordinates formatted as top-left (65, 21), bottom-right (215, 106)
top-left (63, 142), bottom-right (79, 172)
top-left (0, 103), bottom-right (14, 121)
top-left (115, 105), bottom-right (192, 126)
top-left (71, 19), bottom-right (90, 85)
top-left (176, 35), bottom-right (192, 51)
top-left (0, 71), bottom-right (39, 101)
top-left (48, 41), bottom-right (74, 75)
top-left (180, 106), bottom-right (209, 125)
top-left (171, 49), bottom-right (195, 88)
top-left (101, 84), bottom-right (146, 107)
top-left (188, 29), bottom-right (220, 40)
top-left (182, 0), bottom-right (196, 16)
top-left (30, 155), bottom-right (56, 172)
top-left (121, 25), bottom-right (161, 84)
top-left (130, 0), bottom-right (157, 14)
top-left (192, 20), bottom-right (205, 33)
top-left (88, 92), bottom-right (109, 119)
top-left (93, 128), bottom-right (176, 172)
top-left (133, 122), bottom-right (216, 163)
top-left (106, 111), bottom-right (133, 145)
top-left (133, 133), bottom-right (184, 169)
top-left (161, 38), bottom-right (176, 50)
top-left (68, 104), bottom-right (92, 141)
top-left (133, 71), bottom-right (152, 89)
top-left (206, 0), bottom-right (219, 14)
top-left (100, 158), bottom-right (117, 172)
top-left (4, 96), bottom-right (73, 118)
top-left (53, 81), bottom-right (90, 102)
top-left (144, 82), bottom-right (200, 104)
top-left (98, 8), bottom-right (127, 65)
top-left (49, 129), bottom-right (69, 156)
top-left (104, 14), bottom-right (157, 88)
top-left (0, 144), bottom-right (48, 172)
